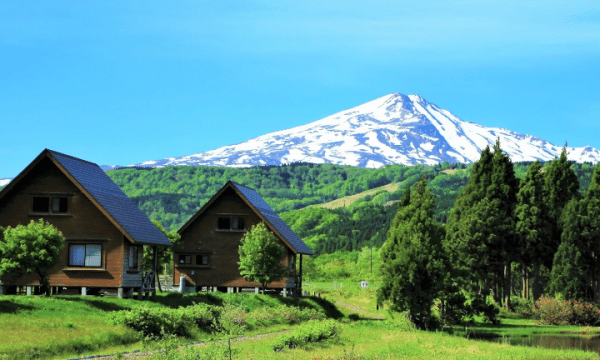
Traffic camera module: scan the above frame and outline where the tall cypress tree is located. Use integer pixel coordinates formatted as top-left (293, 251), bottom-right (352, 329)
top-left (548, 199), bottom-right (588, 299)
top-left (377, 177), bottom-right (444, 329)
top-left (445, 139), bottom-right (517, 311)
top-left (578, 165), bottom-right (600, 300)
top-left (544, 146), bottom-right (580, 269)
top-left (515, 161), bottom-right (552, 301)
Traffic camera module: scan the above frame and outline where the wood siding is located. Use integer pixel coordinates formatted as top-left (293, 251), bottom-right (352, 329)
top-left (173, 187), bottom-right (291, 288)
top-left (0, 157), bottom-right (127, 288)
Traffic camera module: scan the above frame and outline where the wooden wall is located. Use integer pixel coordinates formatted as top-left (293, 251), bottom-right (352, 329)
top-left (0, 157), bottom-right (128, 288)
top-left (174, 187), bottom-right (290, 288)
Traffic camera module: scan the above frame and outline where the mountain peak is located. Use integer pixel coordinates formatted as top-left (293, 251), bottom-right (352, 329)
top-left (109, 94), bottom-right (600, 169)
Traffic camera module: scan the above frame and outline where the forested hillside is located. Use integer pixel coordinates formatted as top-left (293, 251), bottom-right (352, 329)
top-left (103, 161), bottom-right (597, 256)
top-left (106, 162), bottom-right (467, 231)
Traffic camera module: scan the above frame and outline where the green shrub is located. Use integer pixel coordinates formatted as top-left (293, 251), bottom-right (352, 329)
top-left (532, 296), bottom-right (573, 325)
top-left (571, 300), bottom-right (600, 326)
top-left (510, 297), bottom-right (533, 317)
top-left (108, 306), bottom-right (194, 338)
top-left (181, 303), bottom-right (222, 332)
top-left (218, 304), bottom-right (248, 335)
top-left (272, 319), bottom-right (340, 351)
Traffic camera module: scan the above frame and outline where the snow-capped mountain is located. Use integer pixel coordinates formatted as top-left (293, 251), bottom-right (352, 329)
top-left (111, 93), bottom-right (600, 169)
top-left (0, 179), bottom-right (10, 187)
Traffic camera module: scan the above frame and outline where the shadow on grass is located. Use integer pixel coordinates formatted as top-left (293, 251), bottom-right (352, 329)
top-left (151, 292), bottom-right (225, 308)
top-left (0, 300), bottom-right (35, 313)
top-left (56, 297), bottom-right (130, 312)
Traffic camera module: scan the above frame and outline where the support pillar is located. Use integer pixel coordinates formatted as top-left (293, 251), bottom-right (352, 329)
top-left (27, 286), bottom-right (32, 296)
top-left (283, 288), bottom-right (287, 297)
top-left (152, 246), bottom-right (157, 300)
top-left (227, 287), bottom-right (232, 293)
top-left (137, 288), bottom-right (143, 300)
top-left (299, 254), bottom-right (303, 297)
top-left (117, 287), bottom-right (124, 298)
top-left (255, 287), bottom-right (259, 294)
top-left (127, 288), bottom-right (134, 298)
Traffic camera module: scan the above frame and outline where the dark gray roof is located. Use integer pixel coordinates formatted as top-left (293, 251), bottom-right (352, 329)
top-left (231, 182), bottom-right (313, 255)
top-left (49, 150), bottom-right (171, 246)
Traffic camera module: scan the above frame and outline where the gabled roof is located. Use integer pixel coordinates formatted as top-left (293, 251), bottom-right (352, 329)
top-left (178, 181), bottom-right (314, 255)
top-left (0, 149), bottom-right (171, 247)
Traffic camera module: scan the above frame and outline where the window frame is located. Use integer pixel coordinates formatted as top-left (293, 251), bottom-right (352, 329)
top-left (32, 195), bottom-right (69, 214)
top-left (196, 254), bottom-right (210, 266)
top-left (216, 216), bottom-right (246, 231)
top-left (179, 254), bottom-right (192, 265)
top-left (68, 243), bottom-right (103, 268)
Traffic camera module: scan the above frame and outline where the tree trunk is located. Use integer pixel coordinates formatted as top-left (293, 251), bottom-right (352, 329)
top-left (504, 262), bottom-right (512, 312)
top-left (37, 271), bottom-right (50, 297)
top-left (533, 261), bottom-right (541, 301)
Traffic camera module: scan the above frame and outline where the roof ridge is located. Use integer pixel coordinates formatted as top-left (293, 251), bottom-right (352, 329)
top-left (47, 149), bottom-right (99, 167)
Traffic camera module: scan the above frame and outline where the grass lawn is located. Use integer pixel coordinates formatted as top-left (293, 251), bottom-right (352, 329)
top-left (2, 285), bottom-right (600, 360)
top-left (0, 291), bottom-right (337, 360)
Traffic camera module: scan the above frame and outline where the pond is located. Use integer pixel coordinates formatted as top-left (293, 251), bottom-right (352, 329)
top-left (487, 334), bottom-right (600, 354)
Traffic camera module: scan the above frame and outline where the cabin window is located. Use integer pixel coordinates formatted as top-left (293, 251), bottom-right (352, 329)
top-left (129, 246), bottom-right (139, 269)
top-left (217, 217), bottom-right (230, 230)
top-left (217, 217), bottom-right (245, 230)
top-left (196, 255), bottom-right (209, 265)
top-left (69, 244), bottom-right (102, 267)
top-left (179, 255), bottom-right (191, 264)
top-left (33, 197), bottom-right (50, 212)
top-left (33, 196), bottom-right (68, 213)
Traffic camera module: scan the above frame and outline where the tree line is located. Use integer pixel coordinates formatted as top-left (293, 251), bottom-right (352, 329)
top-left (377, 140), bottom-right (600, 329)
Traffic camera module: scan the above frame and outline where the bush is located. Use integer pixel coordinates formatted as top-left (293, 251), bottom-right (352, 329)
top-left (180, 303), bottom-right (222, 332)
top-left (108, 306), bottom-right (194, 338)
top-left (272, 319), bottom-right (340, 351)
top-left (218, 304), bottom-right (248, 335)
top-left (510, 297), bottom-right (533, 317)
top-left (531, 296), bottom-right (600, 326)
top-left (571, 300), bottom-right (600, 326)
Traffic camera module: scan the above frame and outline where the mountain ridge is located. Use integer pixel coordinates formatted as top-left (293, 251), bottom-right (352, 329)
top-left (99, 92), bottom-right (600, 170)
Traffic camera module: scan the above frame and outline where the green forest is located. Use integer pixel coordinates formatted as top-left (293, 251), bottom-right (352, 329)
top-left (103, 160), bottom-right (596, 256)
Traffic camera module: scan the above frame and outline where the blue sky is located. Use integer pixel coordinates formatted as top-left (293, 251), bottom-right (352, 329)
top-left (1, 1), bottom-right (599, 178)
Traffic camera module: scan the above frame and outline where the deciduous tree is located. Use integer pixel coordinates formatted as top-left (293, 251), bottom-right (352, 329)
top-left (238, 222), bottom-right (288, 293)
top-left (0, 219), bottom-right (65, 296)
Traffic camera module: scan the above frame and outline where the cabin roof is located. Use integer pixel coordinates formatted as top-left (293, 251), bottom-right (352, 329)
top-left (0, 149), bottom-right (171, 247)
top-left (179, 181), bottom-right (314, 255)
top-left (230, 182), bottom-right (314, 255)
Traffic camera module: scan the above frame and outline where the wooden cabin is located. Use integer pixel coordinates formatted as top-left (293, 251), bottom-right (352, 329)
top-left (173, 181), bottom-right (313, 296)
top-left (0, 149), bottom-right (172, 298)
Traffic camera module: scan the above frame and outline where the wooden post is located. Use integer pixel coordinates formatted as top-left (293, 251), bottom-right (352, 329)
top-left (299, 254), bottom-right (303, 297)
top-left (152, 246), bottom-right (158, 300)
top-left (26, 286), bottom-right (32, 296)
top-left (137, 288), bottom-right (143, 300)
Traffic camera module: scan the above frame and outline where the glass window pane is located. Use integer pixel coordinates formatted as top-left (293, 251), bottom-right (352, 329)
top-left (85, 244), bottom-right (102, 267)
top-left (238, 218), bottom-right (244, 230)
top-left (129, 247), bottom-right (138, 268)
top-left (52, 198), bottom-right (60, 212)
top-left (59, 197), bottom-right (68, 212)
top-left (33, 197), bottom-right (49, 212)
top-left (202, 256), bottom-right (208, 265)
top-left (218, 217), bottom-right (230, 230)
top-left (69, 245), bottom-right (85, 266)
top-left (232, 218), bottom-right (238, 229)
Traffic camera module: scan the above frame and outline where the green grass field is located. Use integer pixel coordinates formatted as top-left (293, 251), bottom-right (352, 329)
top-left (1, 285), bottom-right (600, 360)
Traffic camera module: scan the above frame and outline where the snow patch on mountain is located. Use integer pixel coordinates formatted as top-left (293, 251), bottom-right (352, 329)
top-left (0, 179), bottom-right (11, 187)
top-left (107, 93), bottom-right (600, 169)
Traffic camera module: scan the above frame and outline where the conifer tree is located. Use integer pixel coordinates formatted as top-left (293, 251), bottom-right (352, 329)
top-left (377, 177), bottom-right (444, 329)
top-left (548, 199), bottom-right (588, 299)
top-left (445, 139), bottom-right (517, 311)
top-left (515, 161), bottom-right (552, 301)
top-left (543, 146), bottom-right (580, 269)
top-left (577, 165), bottom-right (600, 300)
